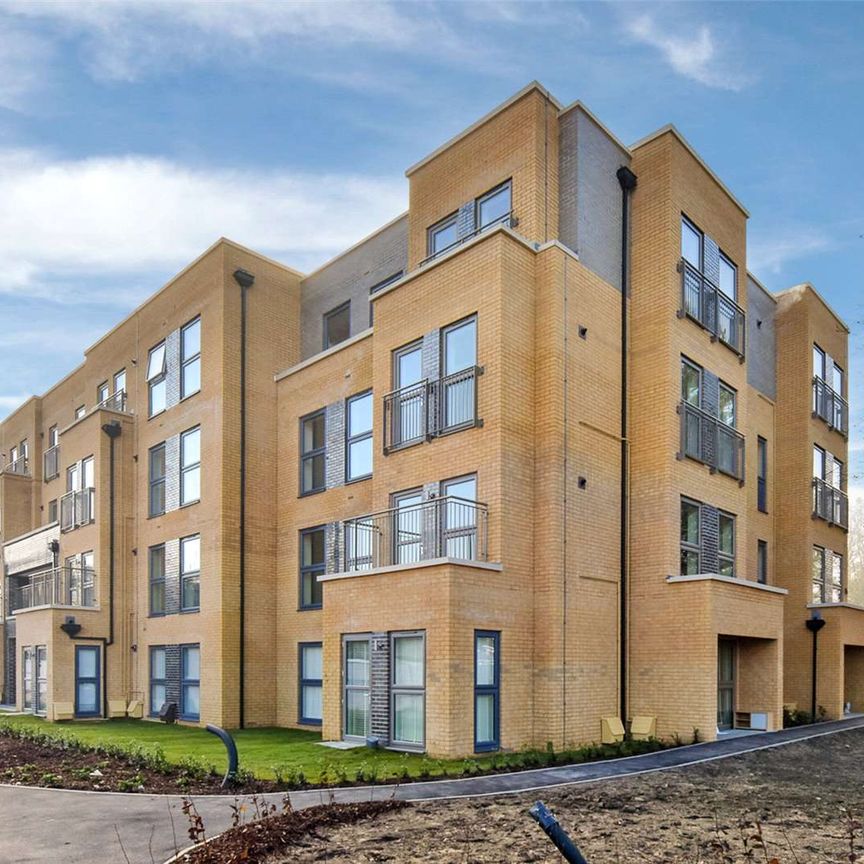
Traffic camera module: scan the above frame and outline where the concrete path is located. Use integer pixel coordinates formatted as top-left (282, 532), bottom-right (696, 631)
top-left (1, 716), bottom-right (863, 864)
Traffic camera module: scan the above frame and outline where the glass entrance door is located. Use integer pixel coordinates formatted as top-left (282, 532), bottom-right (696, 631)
top-left (75, 645), bottom-right (100, 717)
top-left (717, 638), bottom-right (736, 731)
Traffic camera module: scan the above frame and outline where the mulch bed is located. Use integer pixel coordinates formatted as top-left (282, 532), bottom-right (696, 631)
top-left (0, 735), bottom-right (279, 795)
top-left (176, 801), bottom-right (405, 864)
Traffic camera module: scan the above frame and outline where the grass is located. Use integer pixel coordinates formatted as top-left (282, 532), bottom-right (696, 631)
top-left (0, 714), bottom-right (670, 784)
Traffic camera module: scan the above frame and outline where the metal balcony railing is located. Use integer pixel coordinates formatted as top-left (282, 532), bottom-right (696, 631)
top-left (813, 377), bottom-right (848, 436)
top-left (60, 488), bottom-right (95, 532)
top-left (383, 366), bottom-right (481, 453)
top-left (43, 445), bottom-right (60, 481)
top-left (8, 566), bottom-right (96, 613)
top-left (679, 259), bottom-right (746, 358)
top-left (340, 496), bottom-right (489, 572)
top-left (420, 212), bottom-right (516, 267)
top-left (3, 456), bottom-right (30, 477)
top-left (813, 477), bottom-right (849, 529)
top-left (679, 400), bottom-right (745, 483)
top-left (98, 389), bottom-right (128, 413)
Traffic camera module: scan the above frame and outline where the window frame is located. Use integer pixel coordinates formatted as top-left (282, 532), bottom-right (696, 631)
top-left (757, 436), bottom-right (768, 513)
top-left (149, 646), bottom-right (167, 717)
top-left (47, 499), bottom-right (58, 524)
top-left (681, 215), bottom-right (703, 270)
top-left (718, 381), bottom-right (737, 428)
top-left (474, 630), bottom-right (500, 752)
top-left (179, 644), bottom-right (200, 721)
top-left (113, 368), bottom-right (126, 395)
top-left (813, 344), bottom-right (826, 381)
top-left (345, 390), bottom-right (373, 483)
top-left (97, 381), bottom-right (109, 405)
top-left (427, 212), bottom-right (458, 258)
top-left (180, 426), bottom-right (201, 506)
top-left (812, 545), bottom-right (826, 603)
top-left (757, 539), bottom-right (768, 585)
top-left (323, 300), bottom-right (351, 351)
top-left (298, 642), bottom-right (323, 726)
top-left (368, 272), bottom-right (403, 326)
top-left (180, 316), bottom-right (202, 401)
top-left (299, 525), bottom-right (325, 610)
top-left (75, 405), bottom-right (86, 420)
top-left (717, 511), bottom-right (736, 577)
top-left (180, 534), bottom-right (201, 612)
top-left (343, 634), bottom-right (372, 741)
top-left (680, 497), bottom-right (701, 575)
top-left (149, 543), bottom-right (166, 616)
top-left (48, 425), bottom-right (59, 448)
top-left (475, 180), bottom-right (512, 231)
top-left (74, 644), bottom-right (101, 719)
top-left (389, 630), bottom-right (426, 751)
top-left (149, 442), bottom-right (166, 517)
top-left (147, 341), bottom-right (168, 418)
top-left (681, 356), bottom-right (702, 406)
top-left (831, 552), bottom-right (844, 602)
top-left (718, 250), bottom-right (738, 301)
top-left (299, 409), bottom-right (326, 496)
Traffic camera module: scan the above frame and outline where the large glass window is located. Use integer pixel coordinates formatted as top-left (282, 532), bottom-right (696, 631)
top-left (392, 341), bottom-right (424, 446)
top-left (147, 341), bottom-right (167, 417)
top-left (181, 317), bottom-right (201, 399)
top-left (150, 647), bottom-right (166, 716)
top-left (180, 427), bottom-right (201, 505)
top-left (475, 631), bottom-right (500, 751)
top-left (680, 499), bottom-right (701, 575)
top-left (180, 535), bottom-right (201, 611)
top-left (681, 217), bottom-right (702, 269)
top-left (299, 643), bottom-right (323, 724)
top-left (813, 444), bottom-right (826, 480)
top-left (346, 391), bottom-right (373, 482)
top-left (428, 213), bottom-right (458, 257)
top-left (149, 443), bottom-right (166, 516)
top-left (476, 181), bottom-right (511, 230)
top-left (391, 632), bottom-right (425, 749)
top-left (323, 301), bottom-right (350, 350)
top-left (681, 358), bottom-right (701, 406)
top-left (344, 637), bottom-right (371, 739)
top-left (149, 544), bottom-right (166, 615)
top-left (300, 527), bottom-right (325, 609)
top-left (833, 361), bottom-right (844, 396)
top-left (35, 646), bottom-right (47, 715)
top-left (718, 512), bottom-right (735, 577)
top-left (717, 383), bottom-right (738, 476)
top-left (180, 645), bottom-right (200, 720)
top-left (300, 410), bottom-right (326, 495)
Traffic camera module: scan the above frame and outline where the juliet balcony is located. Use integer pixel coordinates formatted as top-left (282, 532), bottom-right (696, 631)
top-left (2, 456), bottom-right (30, 477)
top-left (6, 566), bottom-right (96, 614)
top-left (813, 477), bottom-right (849, 530)
top-left (679, 400), bottom-right (745, 484)
top-left (813, 377), bottom-right (848, 436)
top-left (60, 488), bottom-right (95, 532)
top-left (339, 496), bottom-right (489, 573)
top-left (679, 259), bottom-right (746, 359)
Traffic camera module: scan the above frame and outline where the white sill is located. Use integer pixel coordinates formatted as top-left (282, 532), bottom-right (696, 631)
top-left (319, 557), bottom-right (503, 582)
top-left (667, 573), bottom-right (788, 595)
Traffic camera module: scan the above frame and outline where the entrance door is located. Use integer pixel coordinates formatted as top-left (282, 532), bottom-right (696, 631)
top-left (75, 645), bottom-right (100, 717)
top-left (717, 639), bottom-right (736, 731)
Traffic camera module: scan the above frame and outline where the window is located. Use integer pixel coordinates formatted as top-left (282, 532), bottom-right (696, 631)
top-left (717, 383), bottom-right (738, 476)
top-left (180, 645), bottom-right (200, 720)
top-left (22, 647), bottom-right (33, 711)
top-left (814, 444), bottom-right (826, 481)
top-left (180, 427), bottom-right (201, 505)
top-left (391, 632), bottom-right (425, 749)
top-left (719, 252), bottom-right (737, 301)
top-left (82, 455), bottom-right (94, 490)
top-left (812, 546), bottom-right (826, 603)
top-left (66, 462), bottom-right (78, 492)
top-left (391, 340), bottom-right (425, 447)
top-left (300, 410), bottom-right (326, 495)
top-left (323, 301), bottom-right (350, 350)
top-left (833, 457), bottom-right (844, 490)
top-left (299, 527), bottom-right (325, 609)
top-left (441, 474), bottom-right (478, 559)
top-left (36, 646), bottom-right (47, 715)
top-left (441, 315), bottom-right (478, 431)
top-left (147, 341), bottom-right (167, 417)
top-left (428, 213), bottom-right (458, 258)
top-left (75, 405), bottom-right (86, 420)
top-left (149, 443), bottom-right (166, 516)
top-left (757, 540), bottom-right (768, 585)
top-left (75, 645), bottom-right (100, 718)
top-left (150, 647), bottom-right (166, 716)
top-left (476, 181), bottom-right (511, 230)
top-left (81, 550), bottom-right (95, 607)
top-left (833, 361), bottom-right (844, 396)
top-left (680, 499), bottom-right (701, 575)
top-left (813, 344), bottom-right (826, 381)
top-left (346, 391), bottom-right (373, 482)
top-left (343, 636), bottom-right (371, 739)
top-left (718, 383), bottom-right (736, 427)
top-left (299, 643), bottom-right (322, 724)
top-left (113, 368), bottom-right (126, 395)
top-left (97, 381), bottom-right (109, 405)
top-left (718, 512), bottom-right (735, 577)
top-left (392, 488), bottom-right (424, 565)
top-left (48, 425), bottom-right (58, 447)
top-left (149, 544), bottom-right (166, 615)
top-left (368, 272), bottom-right (403, 325)
top-left (475, 631), bottom-right (500, 752)
top-left (681, 217), bottom-right (702, 269)
top-left (47, 499), bottom-right (57, 523)
top-left (681, 358), bottom-right (701, 406)
top-left (181, 317), bottom-right (201, 399)
top-left (757, 437), bottom-right (768, 513)
top-left (180, 535), bottom-right (201, 611)
top-left (831, 553), bottom-right (844, 602)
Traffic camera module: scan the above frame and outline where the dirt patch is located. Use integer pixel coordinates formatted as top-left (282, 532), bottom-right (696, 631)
top-left (0, 734), bottom-right (279, 795)
top-left (268, 729), bottom-right (864, 863)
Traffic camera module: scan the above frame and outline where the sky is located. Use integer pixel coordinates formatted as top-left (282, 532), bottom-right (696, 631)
top-left (0, 0), bottom-right (861, 487)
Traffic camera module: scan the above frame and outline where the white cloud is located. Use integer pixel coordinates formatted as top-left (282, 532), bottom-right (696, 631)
top-left (0, 24), bottom-right (51, 109)
top-left (625, 13), bottom-right (751, 91)
top-left (0, 148), bottom-right (406, 301)
top-left (748, 227), bottom-right (834, 276)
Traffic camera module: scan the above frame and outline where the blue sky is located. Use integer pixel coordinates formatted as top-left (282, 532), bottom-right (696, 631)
top-left (0, 1), bottom-right (861, 484)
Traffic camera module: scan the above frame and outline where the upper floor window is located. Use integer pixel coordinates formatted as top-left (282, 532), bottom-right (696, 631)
top-left (180, 427), bottom-right (201, 505)
top-left (180, 534), bottom-right (201, 611)
top-left (180, 645), bottom-right (200, 720)
top-left (718, 252), bottom-right (737, 301)
top-left (97, 381), bottom-right (109, 405)
top-left (113, 368), bottom-right (126, 395)
top-left (428, 213), bottom-right (458, 258)
top-left (149, 544), bottom-right (166, 615)
top-left (476, 180), bottom-right (511, 231)
top-left (757, 540), bottom-right (768, 585)
top-left (757, 437), bottom-right (768, 513)
top-left (832, 361), bottom-right (844, 396)
top-left (147, 341), bottom-right (167, 417)
top-left (323, 301), bottom-right (350, 350)
top-left (718, 512), bottom-right (735, 577)
top-left (149, 443), bottom-right (166, 516)
top-left (812, 546), bottom-right (844, 603)
top-left (813, 344), bottom-right (826, 381)
top-left (681, 357), bottom-right (701, 406)
top-left (75, 405), bottom-right (86, 420)
top-left (300, 410), bottom-right (326, 495)
top-left (368, 272), bottom-right (403, 326)
top-left (680, 498), bottom-right (701, 575)
top-left (346, 391), bottom-right (373, 482)
top-left (181, 317), bottom-right (201, 399)
top-left (300, 526), bottom-right (325, 609)
top-left (813, 444), bottom-right (826, 481)
top-left (48, 425), bottom-right (58, 447)
top-left (718, 383), bottom-right (736, 428)
top-left (681, 217), bottom-right (702, 269)
top-left (82, 455), bottom-right (94, 489)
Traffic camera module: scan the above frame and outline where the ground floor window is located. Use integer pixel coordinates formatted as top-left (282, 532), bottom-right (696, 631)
top-left (36, 646), bottom-right (47, 715)
top-left (75, 645), bottom-right (100, 717)
top-left (299, 642), bottom-right (322, 725)
top-left (343, 636), bottom-right (370, 739)
top-left (22, 646), bottom-right (33, 711)
top-left (150, 646), bottom-right (167, 716)
top-left (391, 631), bottom-right (425, 749)
top-left (474, 631), bottom-right (500, 751)
top-left (180, 645), bottom-right (200, 720)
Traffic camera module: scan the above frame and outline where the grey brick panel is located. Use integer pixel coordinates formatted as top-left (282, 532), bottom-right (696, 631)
top-left (165, 328), bottom-right (181, 410)
top-left (325, 401), bottom-right (345, 489)
top-left (456, 201), bottom-right (476, 241)
top-left (164, 538), bottom-right (180, 615)
top-left (370, 632), bottom-right (390, 744)
top-left (164, 434), bottom-right (180, 512)
top-left (700, 505), bottom-right (719, 574)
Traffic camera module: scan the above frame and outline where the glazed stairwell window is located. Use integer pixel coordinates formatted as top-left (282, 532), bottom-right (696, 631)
top-left (680, 498), bottom-right (701, 575)
top-left (181, 317), bottom-right (201, 399)
top-left (147, 341), bottom-right (168, 417)
top-left (300, 410), bottom-right (326, 495)
top-left (180, 535), bottom-right (201, 611)
top-left (346, 391), bottom-right (373, 482)
top-left (180, 427), bottom-right (201, 505)
top-left (757, 437), bottom-right (768, 513)
top-left (475, 630), bottom-right (500, 752)
top-left (811, 546), bottom-right (843, 603)
top-left (149, 443), bottom-right (166, 516)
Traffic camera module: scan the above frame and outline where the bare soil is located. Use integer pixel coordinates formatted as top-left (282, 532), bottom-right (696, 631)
top-left (268, 729), bottom-right (864, 863)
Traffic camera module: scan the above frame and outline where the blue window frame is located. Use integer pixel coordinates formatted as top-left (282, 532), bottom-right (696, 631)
top-left (180, 644), bottom-right (200, 720)
top-left (150, 646), bottom-right (167, 716)
top-left (474, 630), bottom-right (500, 752)
top-left (299, 642), bottom-right (323, 725)
top-left (299, 526), bottom-right (325, 609)
top-left (75, 644), bottom-right (101, 718)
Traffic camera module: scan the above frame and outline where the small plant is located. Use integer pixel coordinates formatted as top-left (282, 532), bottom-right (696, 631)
top-left (39, 772), bottom-right (63, 788)
top-left (117, 773), bottom-right (145, 793)
top-left (397, 753), bottom-right (411, 781)
top-left (692, 727), bottom-right (702, 744)
top-left (417, 757), bottom-right (433, 779)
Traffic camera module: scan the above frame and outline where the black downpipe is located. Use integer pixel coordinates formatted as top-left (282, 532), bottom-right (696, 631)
top-left (233, 268), bottom-right (255, 729)
top-left (616, 166), bottom-right (637, 727)
top-left (806, 613), bottom-right (826, 722)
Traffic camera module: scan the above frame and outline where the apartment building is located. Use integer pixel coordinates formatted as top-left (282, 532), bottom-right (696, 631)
top-left (0, 82), bottom-right (857, 757)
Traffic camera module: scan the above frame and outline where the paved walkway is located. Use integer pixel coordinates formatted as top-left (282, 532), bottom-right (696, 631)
top-left (1, 716), bottom-right (863, 864)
